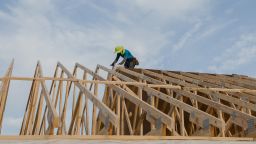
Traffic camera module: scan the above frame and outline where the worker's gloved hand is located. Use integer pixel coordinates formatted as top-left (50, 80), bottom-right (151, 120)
top-left (110, 63), bottom-right (115, 67)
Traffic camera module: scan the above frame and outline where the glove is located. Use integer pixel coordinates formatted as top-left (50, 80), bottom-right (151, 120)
top-left (110, 63), bottom-right (115, 67)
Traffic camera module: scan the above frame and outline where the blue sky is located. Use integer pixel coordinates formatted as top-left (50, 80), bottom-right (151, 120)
top-left (0, 0), bottom-right (256, 134)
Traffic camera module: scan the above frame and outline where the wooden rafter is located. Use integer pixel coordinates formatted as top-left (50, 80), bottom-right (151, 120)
top-left (0, 61), bottom-right (255, 138)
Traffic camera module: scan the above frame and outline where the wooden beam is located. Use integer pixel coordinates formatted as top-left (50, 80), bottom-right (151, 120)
top-left (1, 76), bottom-right (256, 93)
top-left (114, 67), bottom-right (223, 129)
top-left (57, 62), bottom-right (118, 127)
top-left (0, 60), bottom-right (14, 133)
top-left (77, 64), bottom-right (175, 131)
top-left (38, 62), bottom-right (59, 128)
top-left (139, 69), bottom-right (256, 129)
top-left (0, 135), bottom-right (253, 141)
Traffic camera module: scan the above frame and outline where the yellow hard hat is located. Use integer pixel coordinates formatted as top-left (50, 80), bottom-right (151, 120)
top-left (114, 45), bottom-right (124, 54)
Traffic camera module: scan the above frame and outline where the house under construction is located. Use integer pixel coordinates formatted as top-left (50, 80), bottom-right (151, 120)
top-left (0, 60), bottom-right (255, 143)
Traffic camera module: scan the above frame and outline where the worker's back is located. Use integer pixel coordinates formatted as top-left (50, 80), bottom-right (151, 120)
top-left (122, 49), bottom-right (133, 59)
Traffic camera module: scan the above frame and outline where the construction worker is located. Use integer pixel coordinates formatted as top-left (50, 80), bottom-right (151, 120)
top-left (111, 46), bottom-right (139, 68)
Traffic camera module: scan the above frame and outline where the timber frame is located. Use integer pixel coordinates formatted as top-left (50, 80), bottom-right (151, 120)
top-left (0, 60), bottom-right (256, 137)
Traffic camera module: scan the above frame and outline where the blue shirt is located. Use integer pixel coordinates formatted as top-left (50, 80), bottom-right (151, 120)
top-left (115, 49), bottom-right (134, 61)
top-left (123, 49), bottom-right (133, 59)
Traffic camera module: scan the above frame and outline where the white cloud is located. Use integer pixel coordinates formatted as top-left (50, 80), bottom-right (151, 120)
top-left (172, 21), bottom-right (202, 51)
top-left (0, 0), bottom-right (117, 75)
top-left (197, 19), bottom-right (238, 39)
top-left (208, 33), bottom-right (256, 72)
top-left (0, 0), bottom-right (213, 73)
top-left (0, 0), bottom-right (214, 134)
top-left (134, 0), bottom-right (210, 19)
top-left (171, 18), bottom-right (237, 52)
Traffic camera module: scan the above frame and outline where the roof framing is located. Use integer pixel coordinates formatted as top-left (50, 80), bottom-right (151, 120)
top-left (0, 61), bottom-right (255, 137)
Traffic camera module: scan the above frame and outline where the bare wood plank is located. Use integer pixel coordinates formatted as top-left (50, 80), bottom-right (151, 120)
top-left (92, 80), bottom-right (98, 135)
top-left (116, 94), bottom-right (120, 135)
top-left (20, 62), bottom-right (40, 135)
top-left (123, 98), bottom-right (134, 135)
top-left (0, 60), bottom-right (14, 133)
top-left (0, 135), bottom-right (253, 141)
top-left (78, 64), bottom-right (175, 131)
top-left (68, 91), bottom-right (82, 134)
top-left (58, 62), bottom-right (118, 127)
top-left (140, 69), bottom-right (256, 129)
top-left (106, 66), bottom-right (223, 129)
top-left (38, 63), bottom-right (59, 128)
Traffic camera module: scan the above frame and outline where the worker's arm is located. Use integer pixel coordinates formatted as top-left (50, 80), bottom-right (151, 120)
top-left (110, 53), bottom-right (121, 66)
top-left (119, 58), bottom-right (126, 65)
